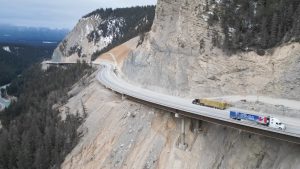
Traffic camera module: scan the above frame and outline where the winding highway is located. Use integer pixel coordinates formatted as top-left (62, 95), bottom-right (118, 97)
top-left (96, 61), bottom-right (300, 144)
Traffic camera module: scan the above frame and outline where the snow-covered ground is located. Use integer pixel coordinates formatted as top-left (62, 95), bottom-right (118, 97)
top-left (2, 46), bottom-right (11, 53)
top-left (0, 84), bottom-right (11, 111)
top-left (0, 98), bottom-right (10, 111)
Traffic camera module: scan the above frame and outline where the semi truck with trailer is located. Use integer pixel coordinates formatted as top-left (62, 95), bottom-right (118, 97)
top-left (230, 110), bottom-right (286, 130)
top-left (192, 99), bottom-right (231, 110)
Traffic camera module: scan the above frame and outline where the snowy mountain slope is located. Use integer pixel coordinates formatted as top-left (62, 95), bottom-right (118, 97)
top-left (51, 6), bottom-right (155, 63)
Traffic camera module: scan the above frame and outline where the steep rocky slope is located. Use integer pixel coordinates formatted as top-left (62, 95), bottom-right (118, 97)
top-left (60, 70), bottom-right (300, 169)
top-left (52, 15), bottom-right (105, 62)
top-left (57, 0), bottom-right (300, 168)
top-left (51, 7), bottom-right (155, 63)
top-left (122, 0), bottom-right (300, 100)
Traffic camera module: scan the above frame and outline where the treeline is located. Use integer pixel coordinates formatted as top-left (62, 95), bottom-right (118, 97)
top-left (0, 44), bottom-right (55, 86)
top-left (85, 6), bottom-right (155, 60)
top-left (0, 62), bottom-right (93, 169)
top-left (207, 0), bottom-right (300, 53)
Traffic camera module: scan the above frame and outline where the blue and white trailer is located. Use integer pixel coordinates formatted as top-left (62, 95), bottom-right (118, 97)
top-left (230, 111), bottom-right (286, 130)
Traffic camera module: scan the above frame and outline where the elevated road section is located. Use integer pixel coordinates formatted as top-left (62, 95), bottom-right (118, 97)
top-left (97, 62), bottom-right (300, 144)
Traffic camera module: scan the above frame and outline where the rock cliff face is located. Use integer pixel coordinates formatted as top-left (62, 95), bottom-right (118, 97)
top-left (118, 0), bottom-right (300, 167)
top-left (61, 72), bottom-right (300, 169)
top-left (51, 7), bottom-right (155, 63)
top-left (59, 0), bottom-right (300, 169)
top-left (122, 0), bottom-right (300, 100)
top-left (52, 15), bottom-right (109, 62)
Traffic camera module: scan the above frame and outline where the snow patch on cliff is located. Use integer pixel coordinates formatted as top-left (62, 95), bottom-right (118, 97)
top-left (2, 46), bottom-right (11, 53)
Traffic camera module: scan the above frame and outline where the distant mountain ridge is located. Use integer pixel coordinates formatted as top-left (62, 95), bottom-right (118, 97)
top-left (0, 24), bottom-right (69, 46)
top-left (51, 6), bottom-right (155, 62)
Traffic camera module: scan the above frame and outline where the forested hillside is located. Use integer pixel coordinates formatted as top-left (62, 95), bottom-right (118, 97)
top-left (87, 6), bottom-right (155, 60)
top-left (0, 44), bottom-right (55, 86)
top-left (52, 6), bottom-right (155, 62)
top-left (0, 63), bottom-right (93, 169)
top-left (206, 0), bottom-right (300, 53)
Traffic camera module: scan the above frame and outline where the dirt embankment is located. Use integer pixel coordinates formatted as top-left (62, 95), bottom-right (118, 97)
top-left (93, 37), bottom-right (139, 69)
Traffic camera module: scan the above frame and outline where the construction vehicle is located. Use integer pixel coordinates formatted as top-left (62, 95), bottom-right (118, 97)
top-left (192, 99), bottom-right (231, 110)
top-left (230, 110), bottom-right (286, 130)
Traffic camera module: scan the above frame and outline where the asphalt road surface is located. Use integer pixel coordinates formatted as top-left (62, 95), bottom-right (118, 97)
top-left (96, 61), bottom-right (300, 139)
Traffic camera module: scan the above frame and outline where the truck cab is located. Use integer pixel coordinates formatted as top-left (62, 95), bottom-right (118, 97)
top-left (268, 117), bottom-right (286, 130)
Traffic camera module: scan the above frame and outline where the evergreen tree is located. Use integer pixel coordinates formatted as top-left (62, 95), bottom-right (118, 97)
top-left (270, 13), bottom-right (279, 46)
top-left (17, 133), bottom-right (32, 169)
top-left (34, 146), bottom-right (48, 169)
top-left (260, 17), bottom-right (269, 48)
top-left (0, 129), bottom-right (9, 168)
top-left (293, 4), bottom-right (300, 40)
top-left (209, 0), bottom-right (300, 51)
top-left (286, 4), bottom-right (294, 30)
top-left (0, 63), bottom-right (92, 169)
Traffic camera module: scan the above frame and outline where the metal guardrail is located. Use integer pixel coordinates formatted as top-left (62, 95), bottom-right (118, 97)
top-left (125, 95), bottom-right (300, 144)
top-left (98, 62), bottom-right (300, 144)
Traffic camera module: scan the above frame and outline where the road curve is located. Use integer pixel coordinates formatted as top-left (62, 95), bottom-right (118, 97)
top-left (96, 61), bottom-right (300, 143)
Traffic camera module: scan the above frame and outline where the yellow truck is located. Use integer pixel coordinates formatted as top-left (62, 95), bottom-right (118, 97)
top-left (192, 99), bottom-right (231, 110)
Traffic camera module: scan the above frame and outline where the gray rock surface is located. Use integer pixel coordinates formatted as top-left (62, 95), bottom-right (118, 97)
top-left (52, 15), bottom-right (123, 62)
top-left (58, 0), bottom-right (300, 168)
top-left (119, 0), bottom-right (300, 168)
top-left (123, 0), bottom-right (300, 101)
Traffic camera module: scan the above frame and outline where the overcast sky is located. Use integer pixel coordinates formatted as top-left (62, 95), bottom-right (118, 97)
top-left (0, 0), bottom-right (157, 29)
